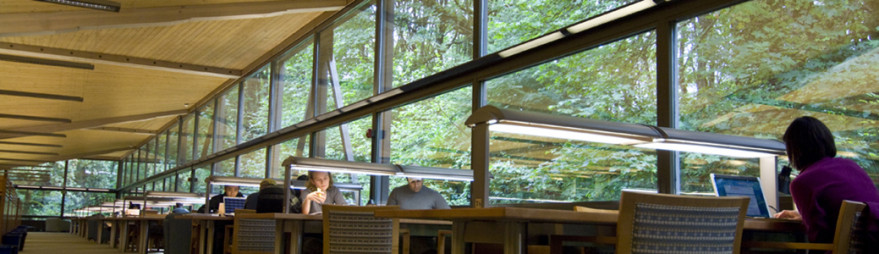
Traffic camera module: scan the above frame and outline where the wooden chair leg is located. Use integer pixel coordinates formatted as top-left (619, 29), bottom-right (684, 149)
top-left (400, 228), bottom-right (410, 254)
top-left (224, 225), bottom-right (233, 254)
top-left (437, 230), bottom-right (452, 254)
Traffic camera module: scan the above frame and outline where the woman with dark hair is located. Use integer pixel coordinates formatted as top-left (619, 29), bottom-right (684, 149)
top-left (300, 171), bottom-right (347, 214)
top-left (775, 116), bottom-right (879, 246)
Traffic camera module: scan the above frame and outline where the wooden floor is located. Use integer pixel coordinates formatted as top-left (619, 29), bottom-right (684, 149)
top-left (23, 232), bottom-right (132, 254)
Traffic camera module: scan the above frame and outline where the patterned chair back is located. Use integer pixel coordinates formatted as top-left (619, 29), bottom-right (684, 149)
top-left (832, 200), bottom-right (870, 254)
top-left (616, 191), bottom-right (749, 254)
top-left (322, 205), bottom-right (400, 254)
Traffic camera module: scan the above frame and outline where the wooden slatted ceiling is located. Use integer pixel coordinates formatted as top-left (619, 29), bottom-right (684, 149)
top-left (0, 0), bottom-right (292, 14)
top-left (0, 62), bottom-right (223, 125)
top-left (1, 12), bottom-right (324, 69)
top-left (103, 116), bottom-right (178, 131)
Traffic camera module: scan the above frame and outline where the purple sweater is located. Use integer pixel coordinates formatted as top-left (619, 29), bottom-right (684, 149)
top-left (790, 157), bottom-right (879, 243)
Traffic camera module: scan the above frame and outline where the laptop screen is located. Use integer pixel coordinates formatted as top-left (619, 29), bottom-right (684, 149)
top-left (710, 174), bottom-right (771, 218)
top-left (223, 197), bottom-right (246, 214)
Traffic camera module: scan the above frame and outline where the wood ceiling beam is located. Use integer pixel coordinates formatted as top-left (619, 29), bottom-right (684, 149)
top-left (89, 127), bottom-right (159, 135)
top-left (10, 109), bottom-right (187, 134)
top-left (0, 129), bottom-right (66, 139)
top-left (47, 146), bottom-right (135, 162)
top-left (0, 113), bottom-right (71, 123)
top-left (0, 89), bottom-right (84, 102)
top-left (0, 43), bottom-right (241, 79)
top-left (0, 0), bottom-right (347, 37)
top-left (0, 141), bottom-right (63, 148)
top-left (0, 150), bottom-right (59, 156)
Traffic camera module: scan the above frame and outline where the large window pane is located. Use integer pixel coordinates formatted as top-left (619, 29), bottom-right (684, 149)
top-left (178, 170), bottom-right (192, 193)
top-left (167, 124), bottom-right (179, 170)
top-left (317, 116), bottom-right (372, 162)
top-left (197, 100), bottom-right (215, 159)
top-left (64, 191), bottom-right (115, 216)
top-left (66, 159), bottom-right (118, 189)
top-left (217, 85), bottom-right (240, 150)
top-left (145, 138), bottom-right (156, 177)
top-left (215, 157), bottom-right (235, 177)
top-left (239, 148), bottom-right (266, 178)
top-left (488, 0), bottom-right (636, 53)
top-left (275, 136), bottom-right (310, 178)
top-left (389, 86), bottom-right (472, 205)
top-left (391, 0), bottom-right (473, 86)
top-left (156, 130), bottom-right (167, 172)
top-left (19, 189), bottom-right (62, 216)
top-left (180, 114), bottom-right (195, 163)
top-left (319, 4), bottom-right (375, 110)
top-left (241, 67), bottom-right (270, 142)
top-left (485, 31), bottom-right (657, 203)
top-left (194, 166), bottom-right (210, 194)
top-left (676, 0), bottom-right (879, 190)
top-left (280, 41), bottom-right (314, 128)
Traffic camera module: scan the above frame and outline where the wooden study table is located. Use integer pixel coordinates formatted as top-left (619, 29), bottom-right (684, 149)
top-left (374, 207), bottom-right (803, 254)
top-left (109, 214), bottom-right (165, 254)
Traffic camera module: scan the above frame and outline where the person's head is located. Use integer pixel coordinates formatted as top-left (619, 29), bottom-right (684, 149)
top-left (306, 171), bottom-right (333, 191)
top-left (224, 185), bottom-right (240, 196)
top-left (175, 203), bottom-right (183, 208)
top-left (259, 178), bottom-right (277, 190)
top-left (407, 177), bottom-right (423, 192)
top-left (783, 116), bottom-right (836, 170)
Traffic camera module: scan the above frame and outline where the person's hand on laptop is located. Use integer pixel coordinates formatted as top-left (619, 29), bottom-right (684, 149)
top-left (774, 210), bottom-right (801, 220)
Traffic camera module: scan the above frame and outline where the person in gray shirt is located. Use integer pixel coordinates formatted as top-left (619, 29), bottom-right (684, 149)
top-left (387, 177), bottom-right (450, 210)
top-left (300, 171), bottom-right (347, 214)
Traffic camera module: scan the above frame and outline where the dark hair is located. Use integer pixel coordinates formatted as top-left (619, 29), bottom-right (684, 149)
top-left (782, 116), bottom-right (836, 170)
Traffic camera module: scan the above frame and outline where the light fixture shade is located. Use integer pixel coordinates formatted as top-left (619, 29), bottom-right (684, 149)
top-left (33, 0), bottom-right (121, 12)
top-left (398, 165), bottom-right (474, 181)
top-left (565, 0), bottom-right (659, 34)
top-left (284, 157), bottom-right (400, 176)
top-left (635, 127), bottom-right (786, 158)
top-left (465, 105), bottom-right (659, 145)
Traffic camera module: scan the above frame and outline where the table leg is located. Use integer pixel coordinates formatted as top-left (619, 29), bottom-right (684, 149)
top-left (97, 220), bottom-right (105, 244)
top-left (451, 221), bottom-right (465, 254)
top-left (139, 220), bottom-right (149, 254)
top-left (503, 222), bottom-right (525, 254)
top-left (285, 220), bottom-right (303, 254)
top-left (119, 221), bottom-right (129, 252)
top-left (205, 220), bottom-right (215, 254)
top-left (109, 220), bottom-right (118, 248)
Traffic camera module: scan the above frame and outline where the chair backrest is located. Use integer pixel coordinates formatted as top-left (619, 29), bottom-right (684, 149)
top-left (832, 200), bottom-right (869, 253)
top-left (322, 205), bottom-right (400, 254)
top-left (163, 213), bottom-right (193, 254)
top-left (232, 213), bottom-right (276, 254)
top-left (616, 191), bottom-right (749, 254)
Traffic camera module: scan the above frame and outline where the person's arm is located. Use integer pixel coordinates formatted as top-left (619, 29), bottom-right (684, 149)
top-left (386, 189), bottom-right (398, 206)
top-left (300, 189), bottom-right (312, 214)
top-left (435, 194), bottom-right (450, 209)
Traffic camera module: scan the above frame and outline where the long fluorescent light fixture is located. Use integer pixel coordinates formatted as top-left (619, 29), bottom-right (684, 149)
top-left (566, 0), bottom-right (664, 34)
top-left (466, 105), bottom-right (658, 145)
top-left (33, 0), bottom-right (121, 12)
top-left (634, 127), bottom-right (785, 158)
top-left (284, 157), bottom-right (400, 176)
top-left (398, 165), bottom-right (474, 182)
top-left (498, 31), bottom-right (565, 58)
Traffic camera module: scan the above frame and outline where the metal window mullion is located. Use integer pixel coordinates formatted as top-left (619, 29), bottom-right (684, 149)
top-left (267, 60), bottom-right (282, 178)
top-left (369, 0), bottom-right (394, 205)
top-left (192, 109), bottom-right (200, 163)
top-left (60, 160), bottom-right (69, 216)
top-left (656, 18), bottom-right (679, 194)
top-left (235, 83), bottom-right (245, 176)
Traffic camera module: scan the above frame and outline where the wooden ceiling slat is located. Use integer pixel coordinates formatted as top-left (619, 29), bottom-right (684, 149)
top-left (0, 0), bottom-right (347, 37)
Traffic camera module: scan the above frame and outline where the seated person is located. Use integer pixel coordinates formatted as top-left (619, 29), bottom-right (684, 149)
top-left (300, 171), bottom-right (347, 214)
top-left (387, 177), bottom-right (450, 210)
top-left (244, 179), bottom-right (276, 210)
top-left (256, 184), bottom-right (301, 213)
top-left (171, 203), bottom-right (189, 214)
top-left (198, 185), bottom-right (243, 213)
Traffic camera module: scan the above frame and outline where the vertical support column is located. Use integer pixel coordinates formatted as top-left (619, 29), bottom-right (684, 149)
top-left (61, 160), bottom-right (69, 217)
top-left (656, 18), bottom-right (679, 194)
top-left (235, 84), bottom-right (245, 176)
top-left (370, 0), bottom-right (394, 205)
top-left (313, 31), bottom-right (334, 159)
top-left (471, 124), bottom-right (490, 208)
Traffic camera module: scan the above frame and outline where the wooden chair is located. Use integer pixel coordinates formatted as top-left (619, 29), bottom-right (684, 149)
top-left (322, 205), bottom-right (401, 254)
top-left (743, 200), bottom-right (871, 253)
top-left (228, 209), bottom-right (275, 254)
top-left (551, 191), bottom-right (749, 254)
